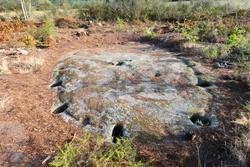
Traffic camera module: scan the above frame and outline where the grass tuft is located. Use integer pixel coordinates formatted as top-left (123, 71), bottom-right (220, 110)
top-left (50, 133), bottom-right (150, 167)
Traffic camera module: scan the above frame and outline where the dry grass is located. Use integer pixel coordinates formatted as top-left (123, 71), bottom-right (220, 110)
top-left (0, 55), bottom-right (44, 74)
top-left (233, 102), bottom-right (250, 128)
top-left (13, 55), bottom-right (44, 73)
top-left (229, 102), bottom-right (250, 166)
top-left (0, 95), bottom-right (12, 112)
top-left (228, 131), bottom-right (250, 166)
top-left (0, 21), bottom-right (30, 42)
top-left (0, 57), bottom-right (11, 74)
top-left (234, 113), bottom-right (250, 128)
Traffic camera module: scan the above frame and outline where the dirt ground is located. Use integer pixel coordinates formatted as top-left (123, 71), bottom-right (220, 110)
top-left (0, 25), bottom-right (249, 167)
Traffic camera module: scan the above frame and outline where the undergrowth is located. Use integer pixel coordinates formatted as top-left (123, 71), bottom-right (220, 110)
top-left (234, 102), bottom-right (250, 128)
top-left (50, 133), bottom-right (150, 167)
top-left (28, 18), bottom-right (56, 48)
top-left (141, 28), bottom-right (156, 40)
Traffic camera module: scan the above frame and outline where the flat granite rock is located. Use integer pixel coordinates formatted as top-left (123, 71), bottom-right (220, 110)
top-left (51, 45), bottom-right (217, 141)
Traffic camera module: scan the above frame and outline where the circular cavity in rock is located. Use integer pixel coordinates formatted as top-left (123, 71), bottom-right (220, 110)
top-left (183, 132), bottom-right (196, 141)
top-left (112, 123), bottom-right (124, 143)
top-left (190, 113), bottom-right (211, 126)
top-left (155, 71), bottom-right (161, 77)
top-left (82, 116), bottom-right (92, 127)
top-left (196, 77), bottom-right (213, 88)
top-left (52, 102), bottom-right (69, 114)
top-left (50, 79), bottom-right (63, 88)
top-left (116, 61), bottom-right (125, 66)
top-left (51, 48), bottom-right (216, 139)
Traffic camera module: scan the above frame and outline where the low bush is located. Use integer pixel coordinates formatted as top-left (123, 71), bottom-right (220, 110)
top-left (76, 0), bottom-right (245, 22)
top-left (50, 133), bottom-right (150, 167)
top-left (114, 18), bottom-right (127, 32)
top-left (55, 17), bottom-right (80, 29)
top-left (20, 33), bottom-right (37, 48)
top-left (29, 19), bottom-right (56, 47)
top-left (200, 46), bottom-right (220, 60)
top-left (227, 28), bottom-right (248, 47)
top-left (141, 28), bottom-right (156, 40)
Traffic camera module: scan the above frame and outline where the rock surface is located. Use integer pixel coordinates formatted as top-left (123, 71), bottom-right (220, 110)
top-left (51, 44), bottom-right (217, 141)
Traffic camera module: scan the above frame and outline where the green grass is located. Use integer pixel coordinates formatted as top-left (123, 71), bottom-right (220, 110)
top-left (50, 133), bottom-right (150, 167)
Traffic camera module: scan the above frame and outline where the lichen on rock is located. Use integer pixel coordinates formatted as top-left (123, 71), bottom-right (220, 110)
top-left (51, 45), bottom-right (217, 141)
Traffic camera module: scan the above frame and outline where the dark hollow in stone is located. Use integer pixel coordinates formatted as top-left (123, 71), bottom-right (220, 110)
top-left (183, 132), bottom-right (196, 141)
top-left (196, 78), bottom-right (213, 88)
top-left (112, 123), bottom-right (124, 143)
top-left (194, 70), bottom-right (203, 76)
top-left (50, 80), bottom-right (63, 88)
top-left (155, 71), bottom-right (161, 77)
top-left (187, 63), bottom-right (196, 67)
top-left (190, 113), bottom-right (211, 126)
top-left (82, 117), bottom-right (91, 126)
top-left (116, 61), bottom-right (125, 66)
top-left (52, 103), bottom-right (69, 114)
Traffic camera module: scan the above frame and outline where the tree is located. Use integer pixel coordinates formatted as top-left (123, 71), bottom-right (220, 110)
top-left (20, 0), bottom-right (32, 20)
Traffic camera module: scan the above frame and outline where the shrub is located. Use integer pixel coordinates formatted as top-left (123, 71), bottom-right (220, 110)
top-left (197, 22), bottom-right (229, 43)
top-left (50, 133), bottom-right (150, 167)
top-left (20, 33), bottom-right (37, 48)
top-left (180, 25), bottom-right (199, 42)
top-left (227, 28), bottom-right (247, 47)
top-left (30, 19), bottom-right (56, 47)
top-left (200, 46), bottom-right (219, 60)
top-left (114, 18), bottom-right (127, 32)
top-left (55, 17), bottom-right (80, 29)
top-left (141, 28), bottom-right (156, 40)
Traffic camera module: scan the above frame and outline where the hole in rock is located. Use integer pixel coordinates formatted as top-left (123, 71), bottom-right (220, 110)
top-left (190, 113), bottom-right (211, 126)
top-left (155, 71), bottom-right (161, 77)
top-left (112, 123), bottom-right (124, 143)
top-left (52, 103), bottom-right (69, 114)
top-left (184, 132), bottom-right (197, 141)
top-left (196, 78), bottom-right (212, 88)
top-left (82, 117), bottom-right (91, 126)
top-left (116, 61), bottom-right (125, 66)
top-left (50, 79), bottom-right (63, 88)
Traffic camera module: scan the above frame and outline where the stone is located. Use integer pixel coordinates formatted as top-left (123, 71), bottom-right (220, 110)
top-left (51, 44), bottom-right (217, 141)
top-left (0, 122), bottom-right (29, 144)
top-left (17, 48), bottom-right (29, 55)
top-left (9, 152), bottom-right (24, 164)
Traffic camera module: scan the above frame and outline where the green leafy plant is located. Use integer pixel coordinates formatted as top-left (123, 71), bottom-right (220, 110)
top-left (227, 28), bottom-right (247, 47)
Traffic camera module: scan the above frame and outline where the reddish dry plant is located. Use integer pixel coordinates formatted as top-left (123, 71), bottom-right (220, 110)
top-left (0, 21), bottom-right (32, 42)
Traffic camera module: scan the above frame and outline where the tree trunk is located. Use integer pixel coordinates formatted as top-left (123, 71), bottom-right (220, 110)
top-left (21, 0), bottom-right (27, 20)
